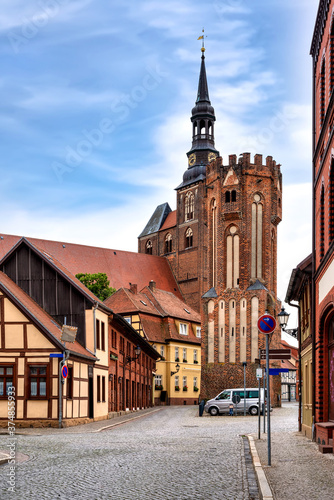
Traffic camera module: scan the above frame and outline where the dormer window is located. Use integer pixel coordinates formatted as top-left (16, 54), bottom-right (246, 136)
top-left (179, 323), bottom-right (188, 335)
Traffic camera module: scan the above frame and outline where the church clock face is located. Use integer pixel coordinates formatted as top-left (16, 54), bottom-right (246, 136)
top-left (208, 152), bottom-right (217, 162)
top-left (188, 153), bottom-right (196, 166)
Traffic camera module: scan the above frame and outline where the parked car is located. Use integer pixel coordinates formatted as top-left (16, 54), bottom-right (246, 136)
top-left (204, 388), bottom-right (271, 416)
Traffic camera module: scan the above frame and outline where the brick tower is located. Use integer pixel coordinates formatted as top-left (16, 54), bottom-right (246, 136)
top-left (138, 46), bottom-right (283, 400)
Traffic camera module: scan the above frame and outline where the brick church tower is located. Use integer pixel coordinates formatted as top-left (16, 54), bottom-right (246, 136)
top-left (138, 45), bottom-right (283, 400)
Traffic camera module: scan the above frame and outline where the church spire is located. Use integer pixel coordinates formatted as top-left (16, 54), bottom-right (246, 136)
top-left (196, 53), bottom-right (210, 104)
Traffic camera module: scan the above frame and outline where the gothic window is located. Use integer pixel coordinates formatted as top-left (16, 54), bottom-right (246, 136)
top-left (320, 57), bottom-right (326, 128)
top-left (165, 233), bottom-right (172, 253)
top-left (185, 227), bottom-right (193, 248)
top-left (329, 162), bottom-right (334, 244)
top-left (251, 194), bottom-right (263, 279)
top-left (320, 185), bottom-right (325, 260)
top-left (145, 240), bottom-right (152, 255)
top-left (226, 225), bottom-right (239, 288)
top-left (211, 199), bottom-right (217, 288)
top-left (185, 192), bottom-right (195, 221)
top-left (225, 191), bottom-right (230, 203)
top-left (330, 19), bottom-right (334, 95)
top-left (231, 190), bottom-right (237, 202)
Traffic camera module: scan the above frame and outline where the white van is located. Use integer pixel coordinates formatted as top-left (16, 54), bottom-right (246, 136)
top-left (204, 387), bottom-right (268, 416)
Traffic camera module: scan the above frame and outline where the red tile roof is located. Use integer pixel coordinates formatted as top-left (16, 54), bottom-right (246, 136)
top-left (0, 271), bottom-right (95, 360)
top-left (0, 233), bottom-right (183, 299)
top-left (159, 210), bottom-right (177, 231)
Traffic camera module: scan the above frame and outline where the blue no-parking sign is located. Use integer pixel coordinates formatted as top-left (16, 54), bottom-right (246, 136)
top-left (257, 314), bottom-right (276, 334)
top-left (61, 365), bottom-right (68, 379)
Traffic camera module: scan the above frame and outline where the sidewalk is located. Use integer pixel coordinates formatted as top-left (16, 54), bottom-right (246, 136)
top-left (250, 428), bottom-right (334, 500)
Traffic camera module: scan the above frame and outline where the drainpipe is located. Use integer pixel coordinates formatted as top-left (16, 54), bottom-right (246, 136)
top-left (93, 301), bottom-right (98, 355)
top-left (288, 300), bottom-right (301, 433)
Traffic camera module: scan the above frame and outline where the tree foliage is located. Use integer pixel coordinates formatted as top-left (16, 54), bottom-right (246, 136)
top-left (75, 272), bottom-right (116, 301)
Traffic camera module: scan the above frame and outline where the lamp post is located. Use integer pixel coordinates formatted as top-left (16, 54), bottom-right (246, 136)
top-left (171, 363), bottom-right (180, 377)
top-left (123, 345), bottom-right (141, 411)
top-left (278, 305), bottom-right (300, 431)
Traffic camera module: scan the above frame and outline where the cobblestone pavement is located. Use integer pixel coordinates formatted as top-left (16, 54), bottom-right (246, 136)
top-left (0, 406), bottom-right (259, 500)
top-left (254, 402), bottom-right (334, 500)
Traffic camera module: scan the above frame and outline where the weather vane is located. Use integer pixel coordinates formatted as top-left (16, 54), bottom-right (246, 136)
top-left (197, 28), bottom-right (207, 52)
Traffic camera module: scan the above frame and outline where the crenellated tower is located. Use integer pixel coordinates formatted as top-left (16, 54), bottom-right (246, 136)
top-left (138, 44), bottom-right (283, 401)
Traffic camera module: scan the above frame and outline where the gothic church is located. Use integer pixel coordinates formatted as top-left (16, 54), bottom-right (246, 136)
top-left (138, 45), bottom-right (283, 399)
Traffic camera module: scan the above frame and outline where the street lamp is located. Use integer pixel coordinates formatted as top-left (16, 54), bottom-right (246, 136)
top-left (278, 306), bottom-right (298, 338)
top-left (125, 345), bottom-right (141, 364)
top-left (171, 363), bottom-right (180, 377)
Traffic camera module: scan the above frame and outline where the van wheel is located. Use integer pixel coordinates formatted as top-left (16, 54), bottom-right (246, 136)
top-left (249, 406), bottom-right (258, 416)
top-left (209, 406), bottom-right (219, 416)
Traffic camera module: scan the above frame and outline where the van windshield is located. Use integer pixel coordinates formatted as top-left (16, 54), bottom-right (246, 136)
top-left (217, 391), bottom-right (231, 400)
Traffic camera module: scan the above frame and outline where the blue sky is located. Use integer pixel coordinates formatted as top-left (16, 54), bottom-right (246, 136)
top-left (0, 0), bottom-right (318, 327)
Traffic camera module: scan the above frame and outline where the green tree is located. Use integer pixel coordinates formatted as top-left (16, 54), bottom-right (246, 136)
top-left (75, 272), bottom-right (116, 301)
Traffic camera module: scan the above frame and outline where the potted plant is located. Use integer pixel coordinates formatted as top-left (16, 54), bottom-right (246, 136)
top-left (183, 386), bottom-right (188, 392)
top-left (175, 386), bottom-right (180, 391)
top-left (194, 386), bottom-right (199, 392)
top-left (183, 358), bottom-right (187, 363)
top-left (194, 360), bottom-right (198, 364)
top-left (155, 384), bottom-right (163, 390)
top-left (175, 357), bottom-right (180, 362)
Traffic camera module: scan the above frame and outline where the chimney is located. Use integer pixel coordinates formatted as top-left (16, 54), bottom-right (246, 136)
top-left (149, 280), bottom-right (156, 292)
top-left (129, 283), bottom-right (137, 294)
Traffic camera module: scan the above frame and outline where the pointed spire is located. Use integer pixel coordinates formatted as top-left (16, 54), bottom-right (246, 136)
top-left (196, 54), bottom-right (210, 104)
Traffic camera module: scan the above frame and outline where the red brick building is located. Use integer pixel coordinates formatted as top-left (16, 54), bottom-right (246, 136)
top-left (138, 47), bottom-right (283, 401)
top-left (311, 0), bottom-right (334, 449)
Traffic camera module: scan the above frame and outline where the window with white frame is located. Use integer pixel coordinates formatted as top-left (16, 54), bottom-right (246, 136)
top-left (160, 346), bottom-right (165, 358)
top-left (194, 377), bottom-right (198, 388)
top-left (183, 376), bottom-right (187, 388)
top-left (155, 375), bottom-right (162, 389)
top-left (175, 375), bottom-right (179, 388)
top-left (124, 317), bottom-right (131, 324)
top-left (179, 323), bottom-right (188, 335)
top-left (175, 347), bottom-right (179, 361)
top-left (194, 349), bottom-right (198, 363)
top-left (196, 326), bottom-right (201, 338)
top-left (183, 348), bottom-right (187, 362)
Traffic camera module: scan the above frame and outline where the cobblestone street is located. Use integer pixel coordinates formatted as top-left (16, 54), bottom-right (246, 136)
top-left (0, 405), bottom-right (262, 500)
top-left (1, 403), bottom-right (328, 500)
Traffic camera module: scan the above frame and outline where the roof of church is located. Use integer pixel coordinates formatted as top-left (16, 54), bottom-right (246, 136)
top-left (138, 202), bottom-right (172, 237)
top-left (246, 280), bottom-right (268, 291)
top-left (0, 270), bottom-right (96, 360)
top-left (159, 210), bottom-right (176, 231)
top-left (202, 287), bottom-right (218, 298)
top-left (0, 233), bottom-right (183, 299)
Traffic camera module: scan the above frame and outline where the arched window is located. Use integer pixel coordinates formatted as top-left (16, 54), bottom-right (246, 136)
top-left (330, 19), bottom-right (334, 95)
top-left (225, 191), bottom-right (230, 203)
top-left (251, 194), bottom-right (263, 279)
top-left (320, 185), bottom-right (325, 260)
top-left (231, 190), bottom-right (237, 202)
top-left (145, 240), bottom-right (152, 255)
top-left (320, 57), bottom-right (326, 128)
top-left (185, 227), bottom-right (193, 248)
top-left (211, 199), bottom-right (217, 288)
top-left (185, 192), bottom-right (195, 221)
top-left (329, 162), bottom-right (334, 244)
top-left (226, 225), bottom-right (239, 288)
top-left (165, 233), bottom-right (172, 254)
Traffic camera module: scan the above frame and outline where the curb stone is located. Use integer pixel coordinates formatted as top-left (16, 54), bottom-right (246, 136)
top-left (248, 434), bottom-right (273, 500)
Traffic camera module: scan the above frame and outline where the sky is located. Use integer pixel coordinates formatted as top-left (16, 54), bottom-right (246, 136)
top-left (0, 0), bottom-right (319, 331)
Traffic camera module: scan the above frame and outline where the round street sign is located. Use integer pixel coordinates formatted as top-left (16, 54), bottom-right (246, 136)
top-left (257, 314), bottom-right (276, 334)
top-left (61, 365), bottom-right (68, 379)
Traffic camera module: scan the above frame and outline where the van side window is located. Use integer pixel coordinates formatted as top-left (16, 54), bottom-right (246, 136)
top-left (234, 390), bottom-right (245, 399)
top-left (247, 390), bottom-right (259, 398)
